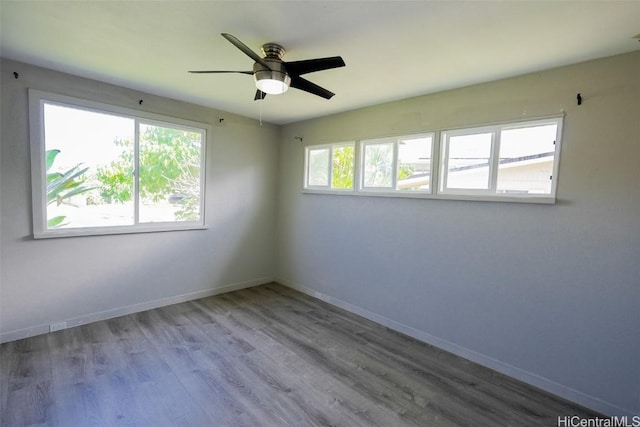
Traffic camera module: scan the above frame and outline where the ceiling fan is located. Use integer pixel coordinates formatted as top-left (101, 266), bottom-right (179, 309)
top-left (189, 33), bottom-right (345, 100)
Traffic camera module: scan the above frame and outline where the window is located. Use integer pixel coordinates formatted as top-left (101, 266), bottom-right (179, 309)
top-left (442, 132), bottom-right (492, 190)
top-left (360, 134), bottom-right (433, 192)
top-left (362, 141), bottom-right (394, 188)
top-left (29, 90), bottom-right (209, 238)
top-left (302, 117), bottom-right (562, 203)
top-left (304, 142), bottom-right (355, 190)
top-left (439, 118), bottom-right (562, 201)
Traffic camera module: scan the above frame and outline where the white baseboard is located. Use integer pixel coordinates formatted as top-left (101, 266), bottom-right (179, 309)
top-left (277, 278), bottom-right (637, 418)
top-left (0, 276), bottom-right (274, 344)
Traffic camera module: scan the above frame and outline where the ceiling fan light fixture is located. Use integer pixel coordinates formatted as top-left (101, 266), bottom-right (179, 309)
top-left (254, 70), bottom-right (291, 95)
top-left (190, 34), bottom-right (344, 100)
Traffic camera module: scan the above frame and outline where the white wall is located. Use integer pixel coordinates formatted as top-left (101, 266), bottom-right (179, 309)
top-left (0, 59), bottom-right (280, 342)
top-left (277, 52), bottom-right (640, 416)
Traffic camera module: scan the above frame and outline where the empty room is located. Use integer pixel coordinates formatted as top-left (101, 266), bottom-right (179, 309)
top-left (1, 1), bottom-right (639, 426)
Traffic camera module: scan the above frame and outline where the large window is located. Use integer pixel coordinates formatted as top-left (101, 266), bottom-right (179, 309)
top-left (30, 90), bottom-right (209, 238)
top-left (439, 118), bottom-right (562, 199)
top-left (303, 117), bottom-right (562, 203)
top-left (304, 134), bottom-right (433, 195)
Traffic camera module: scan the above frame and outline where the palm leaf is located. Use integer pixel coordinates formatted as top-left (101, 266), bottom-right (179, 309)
top-left (46, 149), bottom-right (60, 171)
top-left (47, 215), bottom-right (67, 228)
top-left (47, 172), bottom-right (63, 183)
top-left (47, 166), bottom-right (91, 204)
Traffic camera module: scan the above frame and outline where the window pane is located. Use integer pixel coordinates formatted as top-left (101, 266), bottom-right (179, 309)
top-left (138, 124), bottom-right (203, 223)
top-left (331, 145), bottom-right (354, 189)
top-left (497, 124), bottom-right (557, 194)
top-left (44, 103), bottom-right (135, 229)
top-left (308, 148), bottom-right (329, 186)
top-left (397, 136), bottom-right (432, 191)
top-left (363, 142), bottom-right (394, 188)
top-left (446, 133), bottom-right (492, 190)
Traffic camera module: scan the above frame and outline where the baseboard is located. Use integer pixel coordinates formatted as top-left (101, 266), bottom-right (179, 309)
top-left (0, 276), bottom-right (274, 344)
top-left (277, 278), bottom-right (637, 418)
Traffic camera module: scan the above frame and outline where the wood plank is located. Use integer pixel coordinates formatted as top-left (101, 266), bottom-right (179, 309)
top-left (0, 283), bottom-right (602, 426)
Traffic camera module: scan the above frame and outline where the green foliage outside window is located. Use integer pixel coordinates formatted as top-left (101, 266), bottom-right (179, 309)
top-left (94, 138), bottom-right (133, 204)
top-left (95, 126), bottom-right (201, 221)
top-left (332, 146), bottom-right (354, 189)
top-left (398, 165), bottom-right (414, 180)
top-left (364, 144), bottom-right (394, 187)
top-left (46, 149), bottom-right (93, 228)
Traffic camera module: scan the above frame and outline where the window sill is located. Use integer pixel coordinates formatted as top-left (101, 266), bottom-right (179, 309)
top-left (302, 189), bottom-right (556, 204)
top-left (435, 193), bottom-right (556, 204)
top-left (33, 223), bottom-right (208, 239)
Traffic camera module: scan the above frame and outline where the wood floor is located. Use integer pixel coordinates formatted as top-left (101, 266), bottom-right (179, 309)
top-left (1, 283), bottom-right (599, 426)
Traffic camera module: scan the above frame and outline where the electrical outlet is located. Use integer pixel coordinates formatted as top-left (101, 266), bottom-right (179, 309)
top-left (49, 322), bottom-right (67, 332)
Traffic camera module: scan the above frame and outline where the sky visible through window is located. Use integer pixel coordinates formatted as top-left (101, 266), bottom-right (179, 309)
top-left (42, 102), bottom-right (203, 230)
top-left (44, 104), bottom-right (133, 171)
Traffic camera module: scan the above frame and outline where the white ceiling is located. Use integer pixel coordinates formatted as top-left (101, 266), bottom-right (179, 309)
top-left (1, 1), bottom-right (639, 125)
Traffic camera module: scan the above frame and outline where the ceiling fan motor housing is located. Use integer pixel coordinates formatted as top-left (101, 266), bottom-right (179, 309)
top-left (254, 58), bottom-right (291, 94)
top-left (261, 43), bottom-right (286, 60)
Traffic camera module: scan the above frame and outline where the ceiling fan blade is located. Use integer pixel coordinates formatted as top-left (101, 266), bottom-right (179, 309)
top-left (254, 90), bottom-right (267, 101)
top-left (221, 33), bottom-right (272, 70)
top-left (188, 70), bottom-right (254, 74)
top-left (290, 76), bottom-right (335, 99)
top-left (286, 57), bottom-right (345, 76)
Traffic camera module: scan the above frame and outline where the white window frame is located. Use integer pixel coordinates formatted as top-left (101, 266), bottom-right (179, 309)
top-left (29, 89), bottom-right (210, 239)
top-left (359, 133), bottom-right (434, 194)
top-left (302, 117), bottom-right (563, 204)
top-left (438, 125), bottom-right (496, 196)
top-left (438, 117), bottom-right (563, 203)
top-left (303, 142), bottom-right (355, 192)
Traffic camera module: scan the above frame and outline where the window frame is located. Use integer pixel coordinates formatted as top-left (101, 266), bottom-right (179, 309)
top-left (438, 125), bottom-right (497, 196)
top-left (359, 133), bottom-right (435, 194)
top-left (303, 141), bottom-right (356, 192)
top-left (302, 116), bottom-right (563, 204)
top-left (29, 89), bottom-right (210, 239)
top-left (438, 117), bottom-right (563, 203)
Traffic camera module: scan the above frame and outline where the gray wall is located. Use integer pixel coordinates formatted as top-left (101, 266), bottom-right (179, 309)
top-left (277, 52), bottom-right (640, 416)
top-left (2, 53), bottom-right (638, 417)
top-left (0, 59), bottom-right (279, 342)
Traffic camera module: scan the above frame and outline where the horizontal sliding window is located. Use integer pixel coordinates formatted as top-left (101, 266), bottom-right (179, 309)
top-left (360, 133), bottom-right (434, 193)
top-left (304, 133), bottom-right (434, 195)
top-left (304, 142), bottom-right (355, 191)
top-left (439, 118), bottom-right (562, 200)
top-left (29, 90), bottom-right (209, 238)
top-left (303, 117), bottom-right (562, 203)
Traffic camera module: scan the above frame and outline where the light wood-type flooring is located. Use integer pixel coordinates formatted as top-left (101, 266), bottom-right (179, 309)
top-left (1, 282), bottom-right (600, 426)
